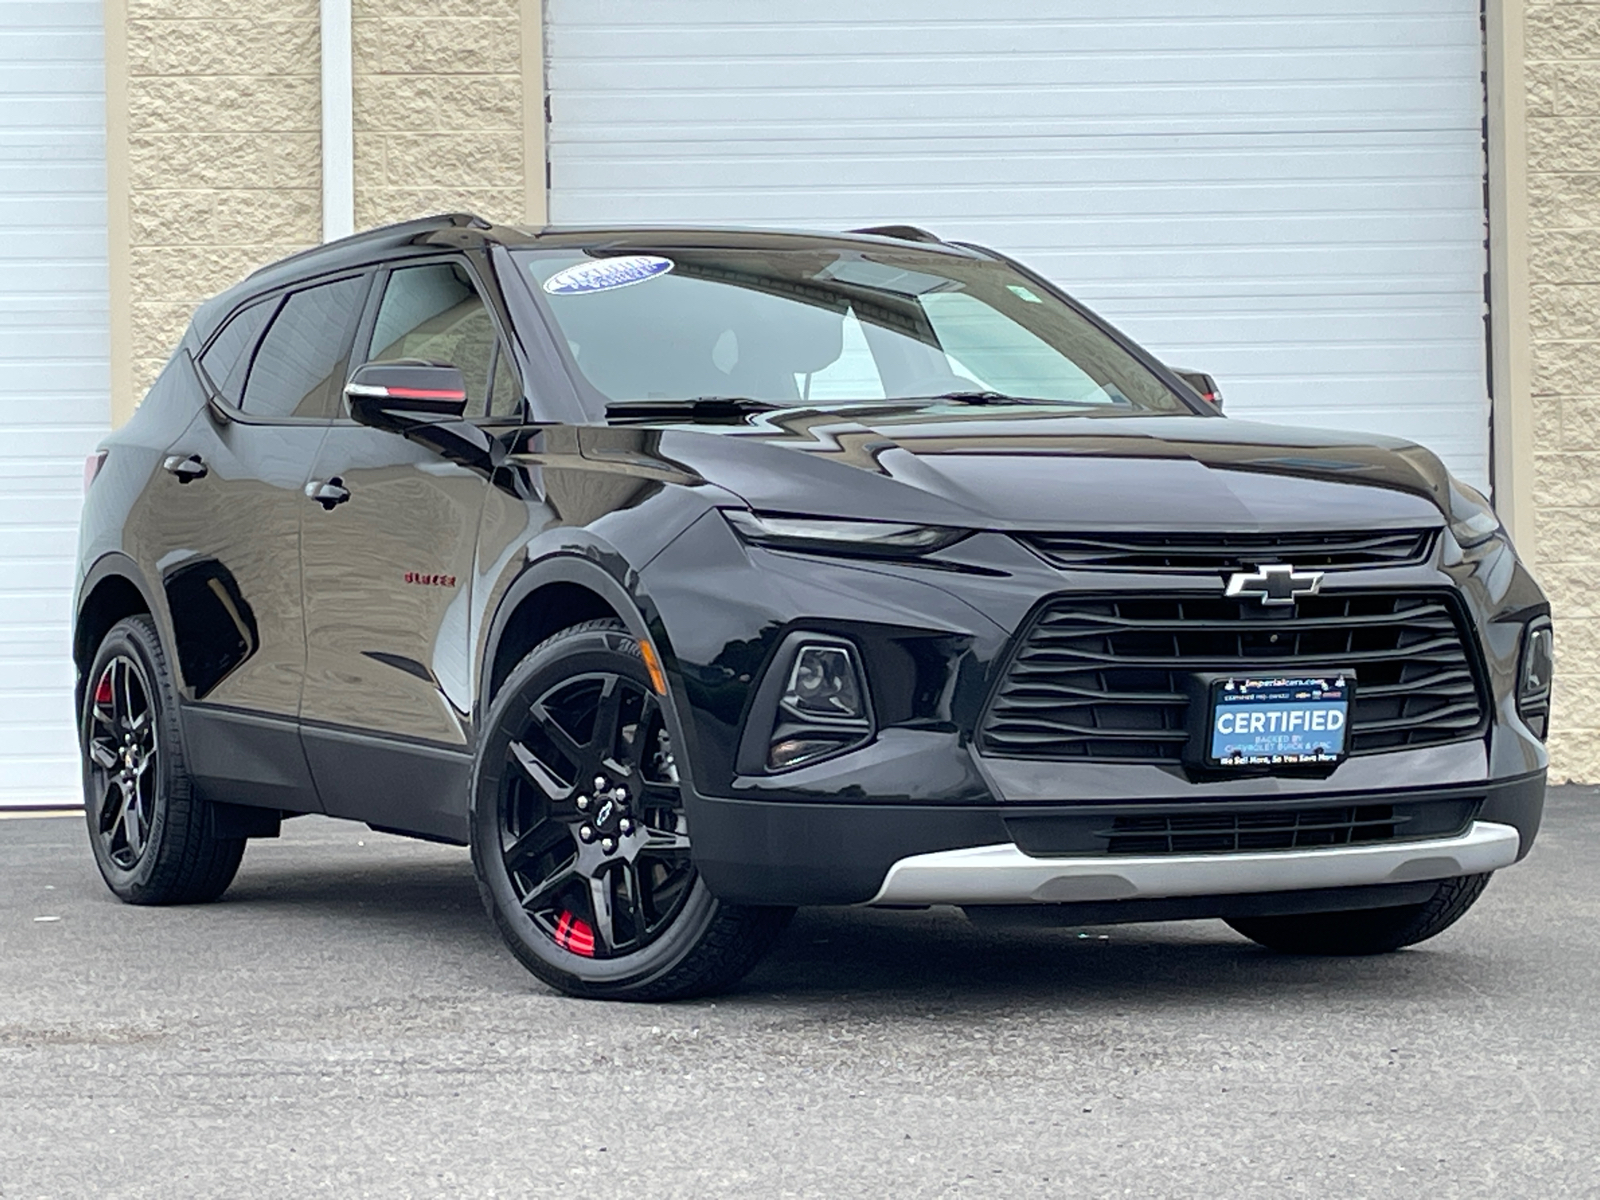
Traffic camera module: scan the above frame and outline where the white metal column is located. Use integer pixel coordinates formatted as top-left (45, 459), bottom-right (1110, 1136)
top-left (0, 0), bottom-right (111, 805)
top-left (320, 0), bottom-right (354, 242)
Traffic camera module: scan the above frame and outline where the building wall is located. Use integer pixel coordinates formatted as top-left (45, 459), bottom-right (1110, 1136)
top-left (117, 0), bottom-right (323, 408)
top-left (1526, 1), bottom-right (1600, 781)
top-left (351, 0), bottom-right (527, 230)
top-left (109, 0), bottom-right (535, 417)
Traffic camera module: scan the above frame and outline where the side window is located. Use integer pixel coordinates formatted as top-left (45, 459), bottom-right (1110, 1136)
top-left (487, 347), bottom-right (519, 418)
top-left (241, 275), bottom-right (368, 420)
top-left (197, 297), bottom-right (276, 405)
top-left (367, 263), bottom-right (521, 419)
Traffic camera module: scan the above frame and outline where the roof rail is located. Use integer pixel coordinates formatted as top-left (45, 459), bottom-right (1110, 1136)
top-left (246, 212), bottom-right (494, 279)
top-left (848, 224), bottom-right (944, 244)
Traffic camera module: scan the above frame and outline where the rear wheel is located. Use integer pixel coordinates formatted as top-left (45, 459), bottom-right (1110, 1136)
top-left (470, 619), bottom-right (791, 1000)
top-left (81, 614), bottom-right (245, 904)
top-left (1226, 873), bottom-right (1492, 955)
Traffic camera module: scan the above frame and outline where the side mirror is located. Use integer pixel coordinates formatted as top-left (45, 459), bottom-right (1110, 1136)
top-left (346, 360), bottom-right (468, 432)
top-left (1170, 367), bottom-right (1223, 411)
top-left (345, 359), bottom-right (503, 472)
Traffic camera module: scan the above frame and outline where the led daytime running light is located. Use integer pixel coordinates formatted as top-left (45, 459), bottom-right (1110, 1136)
top-left (724, 510), bottom-right (964, 555)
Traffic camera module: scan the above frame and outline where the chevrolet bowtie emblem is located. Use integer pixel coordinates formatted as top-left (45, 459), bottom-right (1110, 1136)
top-left (1224, 564), bottom-right (1324, 606)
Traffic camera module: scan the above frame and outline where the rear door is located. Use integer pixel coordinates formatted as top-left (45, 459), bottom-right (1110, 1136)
top-left (150, 271), bottom-right (369, 808)
top-left (297, 255), bottom-right (522, 840)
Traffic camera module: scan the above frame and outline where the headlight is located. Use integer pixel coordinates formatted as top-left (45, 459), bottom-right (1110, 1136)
top-left (769, 640), bottom-right (872, 769)
top-left (783, 645), bottom-right (865, 721)
top-left (1517, 618), bottom-right (1553, 741)
top-left (723, 510), bottom-right (968, 557)
top-left (736, 633), bottom-right (875, 772)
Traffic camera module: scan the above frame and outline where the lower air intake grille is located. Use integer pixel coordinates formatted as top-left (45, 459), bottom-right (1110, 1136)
top-left (1105, 806), bottom-right (1398, 855)
top-left (1001, 795), bottom-right (1483, 857)
top-left (979, 591), bottom-right (1487, 763)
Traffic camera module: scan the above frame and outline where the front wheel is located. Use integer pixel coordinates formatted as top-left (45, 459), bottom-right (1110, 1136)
top-left (1226, 873), bottom-right (1492, 955)
top-left (470, 620), bottom-right (791, 1000)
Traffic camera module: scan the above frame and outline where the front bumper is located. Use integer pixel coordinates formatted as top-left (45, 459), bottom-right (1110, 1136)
top-left (870, 819), bottom-right (1519, 906)
top-left (688, 771), bottom-right (1544, 907)
top-left (642, 514), bottom-right (1551, 913)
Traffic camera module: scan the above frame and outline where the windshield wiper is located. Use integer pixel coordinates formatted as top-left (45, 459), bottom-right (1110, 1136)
top-left (604, 396), bottom-right (781, 422)
top-left (910, 390), bottom-right (1048, 405)
top-left (909, 390), bottom-right (1126, 408)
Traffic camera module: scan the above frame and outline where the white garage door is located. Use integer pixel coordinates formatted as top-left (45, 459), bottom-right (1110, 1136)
top-left (0, 0), bottom-right (109, 806)
top-left (546, 0), bottom-right (1490, 490)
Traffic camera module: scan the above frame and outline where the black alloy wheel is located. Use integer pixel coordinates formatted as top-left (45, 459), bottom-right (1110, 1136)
top-left (471, 620), bottom-right (792, 1000)
top-left (81, 615), bottom-right (245, 904)
top-left (86, 652), bottom-right (158, 869)
top-left (503, 664), bottom-right (694, 958)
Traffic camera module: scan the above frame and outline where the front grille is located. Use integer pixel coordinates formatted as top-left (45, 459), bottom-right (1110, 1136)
top-left (979, 591), bottom-right (1487, 763)
top-left (1002, 795), bottom-right (1482, 857)
top-left (1021, 529), bottom-right (1435, 573)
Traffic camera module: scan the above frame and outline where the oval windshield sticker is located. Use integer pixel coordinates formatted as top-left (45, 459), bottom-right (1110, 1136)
top-left (542, 255), bottom-right (674, 295)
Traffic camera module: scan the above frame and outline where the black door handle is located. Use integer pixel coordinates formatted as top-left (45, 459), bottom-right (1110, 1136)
top-left (305, 477), bottom-right (350, 510)
top-left (162, 454), bottom-right (207, 483)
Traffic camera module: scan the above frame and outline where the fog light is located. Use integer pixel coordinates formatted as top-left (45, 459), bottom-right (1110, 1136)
top-left (1520, 623), bottom-right (1553, 697)
top-left (1517, 619), bottom-right (1553, 741)
top-left (756, 639), bottom-right (873, 772)
top-left (782, 644), bottom-right (864, 721)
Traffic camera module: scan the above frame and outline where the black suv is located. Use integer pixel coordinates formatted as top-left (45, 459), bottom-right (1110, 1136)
top-left (75, 214), bottom-right (1552, 999)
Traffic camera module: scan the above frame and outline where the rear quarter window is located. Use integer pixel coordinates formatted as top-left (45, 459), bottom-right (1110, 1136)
top-left (197, 297), bottom-right (276, 405)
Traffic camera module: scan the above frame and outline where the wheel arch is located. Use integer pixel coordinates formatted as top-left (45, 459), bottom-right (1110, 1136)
top-left (481, 552), bottom-right (662, 710)
top-left (74, 555), bottom-right (161, 709)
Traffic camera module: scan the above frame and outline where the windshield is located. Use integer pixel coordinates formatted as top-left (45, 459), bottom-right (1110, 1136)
top-left (515, 245), bottom-right (1192, 418)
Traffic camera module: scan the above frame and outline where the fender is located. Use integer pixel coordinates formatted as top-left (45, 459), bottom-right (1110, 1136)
top-left (77, 550), bottom-right (158, 615)
top-left (476, 540), bottom-right (705, 802)
top-left (74, 551), bottom-right (172, 675)
top-left (72, 550), bottom-right (204, 773)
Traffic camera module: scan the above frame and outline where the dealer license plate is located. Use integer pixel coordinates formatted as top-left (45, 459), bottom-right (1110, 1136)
top-left (1208, 675), bottom-right (1351, 769)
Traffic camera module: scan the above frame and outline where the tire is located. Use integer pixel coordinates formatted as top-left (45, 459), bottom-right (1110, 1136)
top-left (1225, 873), bottom-right (1492, 955)
top-left (470, 619), bottom-right (792, 1000)
top-left (81, 614), bottom-right (245, 904)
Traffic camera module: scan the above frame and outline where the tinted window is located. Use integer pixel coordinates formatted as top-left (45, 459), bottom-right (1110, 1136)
top-left (367, 263), bottom-right (520, 419)
top-left (487, 346), bottom-right (519, 418)
top-left (241, 275), bottom-right (367, 420)
top-left (198, 298), bottom-right (275, 405)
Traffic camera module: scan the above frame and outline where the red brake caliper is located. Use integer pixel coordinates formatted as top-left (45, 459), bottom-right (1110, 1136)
top-left (554, 910), bottom-right (596, 957)
top-left (94, 670), bottom-right (114, 706)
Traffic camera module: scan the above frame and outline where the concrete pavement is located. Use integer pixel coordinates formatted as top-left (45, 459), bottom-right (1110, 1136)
top-left (2, 788), bottom-right (1597, 1197)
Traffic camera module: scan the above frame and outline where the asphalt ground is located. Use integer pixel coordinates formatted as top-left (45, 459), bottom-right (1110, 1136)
top-left (2, 787), bottom-right (1597, 1199)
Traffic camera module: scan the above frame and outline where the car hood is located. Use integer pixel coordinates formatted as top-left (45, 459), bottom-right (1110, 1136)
top-left (571, 404), bottom-right (1455, 532)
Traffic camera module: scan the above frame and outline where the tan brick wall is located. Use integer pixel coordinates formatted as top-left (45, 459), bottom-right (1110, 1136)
top-left (122, 0), bottom-right (323, 402)
top-left (116, 0), bottom-right (532, 410)
top-left (1527, 2), bottom-right (1600, 780)
top-left (351, 0), bottom-right (526, 231)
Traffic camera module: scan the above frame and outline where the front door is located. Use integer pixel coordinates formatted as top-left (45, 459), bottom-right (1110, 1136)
top-left (298, 258), bottom-right (521, 839)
